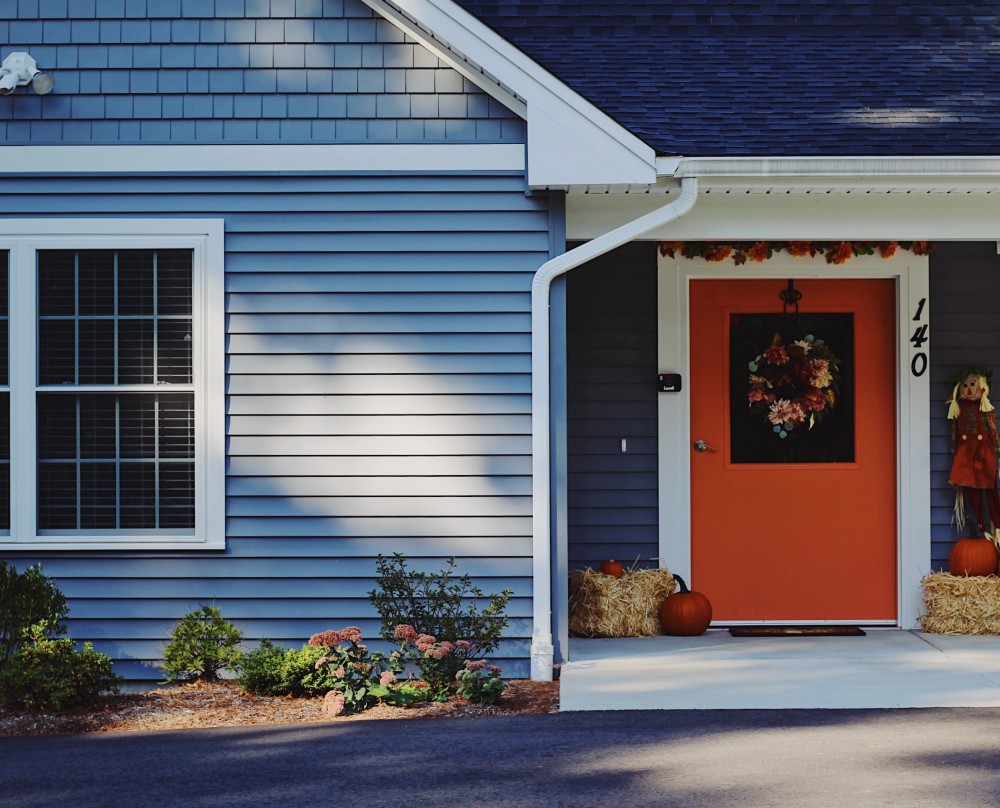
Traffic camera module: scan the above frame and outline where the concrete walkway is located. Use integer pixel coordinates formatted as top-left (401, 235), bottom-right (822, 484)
top-left (560, 629), bottom-right (1000, 710)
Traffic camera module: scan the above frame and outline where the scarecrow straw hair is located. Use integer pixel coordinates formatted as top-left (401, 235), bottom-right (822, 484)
top-left (921, 572), bottom-right (1000, 635)
top-left (568, 567), bottom-right (677, 637)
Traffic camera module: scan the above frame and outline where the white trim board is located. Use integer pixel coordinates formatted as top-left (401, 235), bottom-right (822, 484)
top-left (657, 253), bottom-right (930, 630)
top-left (0, 144), bottom-right (526, 175)
top-left (1, 219), bottom-right (225, 551)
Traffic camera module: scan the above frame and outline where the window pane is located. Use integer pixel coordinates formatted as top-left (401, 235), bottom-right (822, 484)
top-left (117, 319), bottom-right (154, 385)
top-left (157, 250), bottom-right (193, 316)
top-left (78, 319), bottom-right (115, 385)
top-left (159, 462), bottom-right (195, 528)
top-left (37, 395), bottom-right (78, 459)
top-left (38, 251), bottom-right (76, 317)
top-left (38, 249), bottom-right (194, 388)
top-left (37, 463), bottom-right (78, 530)
top-left (38, 320), bottom-right (76, 385)
top-left (77, 251), bottom-right (115, 317)
top-left (159, 394), bottom-right (195, 458)
top-left (157, 320), bottom-right (193, 384)
top-left (119, 395), bottom-right (156, 459)
top-left (117, 251), bottom-right (155, 316)
top-left (80, 463), bottom-right (117, 529)
top-left (37, 393), bottom-right (194, 531)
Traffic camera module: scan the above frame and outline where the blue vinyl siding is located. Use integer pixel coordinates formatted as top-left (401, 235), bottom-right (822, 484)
top-left (0, 171), bottom-right (549, 680)
top-left (929, 242), bottom-right (1000, 571)
top-left (0, 0), bottom-right (525, 144)
top-left (566, 242), bottom-right (659, 572)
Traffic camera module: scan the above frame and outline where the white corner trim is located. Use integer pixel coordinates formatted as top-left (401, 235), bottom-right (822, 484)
top-left (0, 144), bottom-right (526, 175)
top-left (363, 0), bottom-right (656, 187)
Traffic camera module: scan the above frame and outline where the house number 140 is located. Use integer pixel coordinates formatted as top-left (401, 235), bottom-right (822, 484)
top-left (910, 297), bottom-right (928, 377)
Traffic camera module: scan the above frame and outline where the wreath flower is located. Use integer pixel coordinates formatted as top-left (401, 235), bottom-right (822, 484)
top-left (747, 333), bottom-right (841, 439)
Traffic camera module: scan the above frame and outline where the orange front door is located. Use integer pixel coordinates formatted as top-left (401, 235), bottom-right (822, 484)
top-left (689, 279), bottom-right (897, 622)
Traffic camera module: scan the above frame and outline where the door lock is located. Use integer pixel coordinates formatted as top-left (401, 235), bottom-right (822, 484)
top-left (693, 439), bottom-right (718, 453)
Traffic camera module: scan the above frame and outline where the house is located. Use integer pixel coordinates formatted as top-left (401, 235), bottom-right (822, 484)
top-left (2, 0), bottom-right (999, 683)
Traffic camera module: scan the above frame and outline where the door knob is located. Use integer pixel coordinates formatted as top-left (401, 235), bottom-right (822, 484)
top-left (693, 439), bottom-right (718, 453)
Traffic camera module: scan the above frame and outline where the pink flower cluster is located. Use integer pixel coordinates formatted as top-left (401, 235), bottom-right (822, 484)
top-left (394, 624), bottom-right (418, 642)
top-left (379, 671), bottom-right (397, 687)
top-left (308, 626), bottom-right (364, 648)
top-left (464, 659), bottom-right (486, 671)
top-left (424, 640), bottom-right (454, 660)
top-left (322, 690), bottom-right (345, 717)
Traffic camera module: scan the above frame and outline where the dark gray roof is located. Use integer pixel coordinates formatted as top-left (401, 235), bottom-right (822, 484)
top-left (452, 1), bottom-right (1000, 156)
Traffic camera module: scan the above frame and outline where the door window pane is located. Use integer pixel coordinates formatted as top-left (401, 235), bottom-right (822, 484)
top-left (729, 312), bottom-right (855, 464)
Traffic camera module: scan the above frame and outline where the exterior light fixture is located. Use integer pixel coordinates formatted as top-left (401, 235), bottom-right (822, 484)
top-left (0, 52), bottom-right (54, 96)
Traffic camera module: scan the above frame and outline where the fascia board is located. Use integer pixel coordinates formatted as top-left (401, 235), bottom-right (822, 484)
top-left (668, 156), bottom-right (1000, 180)
top-left (363, 0), bottom-right (656, 187)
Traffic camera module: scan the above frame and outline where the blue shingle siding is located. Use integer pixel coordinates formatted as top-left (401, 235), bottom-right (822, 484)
top-left (929, 242), bottom-right (1000, 571)
top-left (0, 171), bottom-right (550, 681)
top-left (453, 1), bottom-right (1000, 157)
top-left (566, 243), bottom-right (659, 572)
top-left (0, 0), bottom-right (525, 144)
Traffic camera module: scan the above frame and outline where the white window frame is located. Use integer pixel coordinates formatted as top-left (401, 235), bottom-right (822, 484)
top-left (1, 219), bottom-right (224, 550)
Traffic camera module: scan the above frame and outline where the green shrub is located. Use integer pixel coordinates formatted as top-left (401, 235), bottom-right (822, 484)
top-left (162, 605), bottom-right (243, 682)
top-left (370, 554), bottom-right (511, 650)
top-left (0, 622), bottom-right (122, 714)
top-left (370, 554), bottom-right (512, 688)
top-left (237, 640), bottom-right (331, 698)
top-left (0, 562), bottom-right (68, 665)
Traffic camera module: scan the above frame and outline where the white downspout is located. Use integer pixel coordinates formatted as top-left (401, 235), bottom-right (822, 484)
top-left (530, 176), bottom-right (699, 681)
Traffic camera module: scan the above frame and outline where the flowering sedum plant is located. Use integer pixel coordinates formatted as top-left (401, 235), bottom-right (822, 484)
top-left (455, 659), bottom-right (506, 705)
top-left (305, 627), bottom-right (404, 715)
top-left (747, 333), bottom-right (841, 439)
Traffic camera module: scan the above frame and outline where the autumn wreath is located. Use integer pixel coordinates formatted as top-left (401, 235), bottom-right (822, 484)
top-left (747, 333), bottom-right (842, 438)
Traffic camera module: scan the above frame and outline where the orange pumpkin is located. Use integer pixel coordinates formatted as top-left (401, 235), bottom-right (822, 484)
top-left (598, 560), bottom-right (624, 578)
top-left (948, 537), bottom-right (1000, 577)
top-left (660, 574), bottom-right (713, 636)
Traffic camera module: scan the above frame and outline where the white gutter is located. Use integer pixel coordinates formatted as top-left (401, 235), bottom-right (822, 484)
top-left (529, 176), bottom-right (699, 681)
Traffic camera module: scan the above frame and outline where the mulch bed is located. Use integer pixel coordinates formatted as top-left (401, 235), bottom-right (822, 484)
top-left (0, 679), bottom-right (560, 736)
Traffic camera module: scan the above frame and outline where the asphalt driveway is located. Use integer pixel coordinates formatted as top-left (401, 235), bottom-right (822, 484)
top-left (4, 709), bottom-right (1000, 807)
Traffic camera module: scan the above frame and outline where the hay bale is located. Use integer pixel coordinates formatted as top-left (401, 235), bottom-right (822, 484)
top-left (921, 572), bottom-right (1000, 635)
top-left (568, 567), bottom-right (677, 637)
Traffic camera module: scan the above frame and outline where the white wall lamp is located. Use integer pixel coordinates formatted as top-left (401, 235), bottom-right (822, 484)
top-left (0, 52), bottom-right (54, 96)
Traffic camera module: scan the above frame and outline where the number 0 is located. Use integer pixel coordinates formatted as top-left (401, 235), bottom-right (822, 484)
top-left (911, 352), bottom-right (927, 377)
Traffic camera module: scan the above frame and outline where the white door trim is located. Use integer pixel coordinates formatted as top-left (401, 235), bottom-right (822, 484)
top-left (657, 253), bottom-right (930, 628)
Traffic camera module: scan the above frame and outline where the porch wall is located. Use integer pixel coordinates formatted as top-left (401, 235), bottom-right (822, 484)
top-left (929, 242), bottom-right (1000, 570)
top-left (566, 242), bottom-right (660, 571)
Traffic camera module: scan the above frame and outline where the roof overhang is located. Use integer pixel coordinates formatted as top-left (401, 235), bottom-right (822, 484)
top-left (360, 0), bottom-right (657, 188)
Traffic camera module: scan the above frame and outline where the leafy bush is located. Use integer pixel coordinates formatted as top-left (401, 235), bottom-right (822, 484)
top-left (0, 562), bottom-right (68, 665)
top-left (370, 554), bottom-right (512, 689)
top-left (370, 555), bottom-right (512, 649)
top-left (0, 622), bottom-right (122, 714)
top-left (237, 641), bottom-right (330, 698)
top-left (455, 660), bottom-right (507, 705)
top-left (163, 606), bottom-right (243, 682)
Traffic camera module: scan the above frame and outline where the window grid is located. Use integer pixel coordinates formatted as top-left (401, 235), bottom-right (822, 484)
top-left (36, 249), bottom-right (195, 533)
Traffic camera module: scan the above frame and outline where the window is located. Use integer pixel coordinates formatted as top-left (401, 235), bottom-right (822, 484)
top-left (1, 221), bottom-right (223, 549)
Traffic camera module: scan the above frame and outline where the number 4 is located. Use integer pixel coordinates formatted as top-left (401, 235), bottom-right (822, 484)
top-left (910, 323), bottom-right (928, 349)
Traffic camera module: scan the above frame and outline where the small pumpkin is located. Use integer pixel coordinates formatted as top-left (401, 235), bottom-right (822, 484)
top-left (948, 536), bottom-right (1000, 577)
top-left (598, 559), bottom-right (625, 578)
top-left (660, 574), bottom-right (713, 636)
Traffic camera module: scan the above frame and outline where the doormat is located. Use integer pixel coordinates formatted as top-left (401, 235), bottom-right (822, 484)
top-left (728, 626), bottom-right (866, 637)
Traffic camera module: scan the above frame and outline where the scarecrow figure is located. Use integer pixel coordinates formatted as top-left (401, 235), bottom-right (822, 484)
top-left (947, 366), bottom-right (1000, 535)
